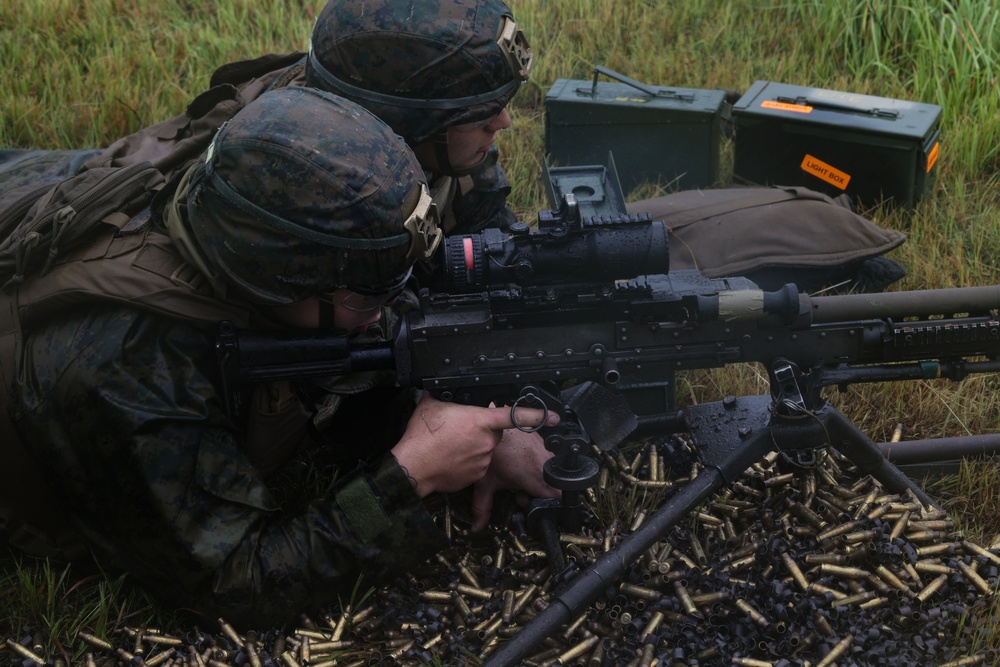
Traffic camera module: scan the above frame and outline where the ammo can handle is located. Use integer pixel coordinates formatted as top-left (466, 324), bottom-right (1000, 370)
top-left (585, 65), bottom-right (694, 102)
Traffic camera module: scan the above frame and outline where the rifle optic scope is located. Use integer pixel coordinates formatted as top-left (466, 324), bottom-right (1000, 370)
top-left (442, 211), bottom-right (669, 290)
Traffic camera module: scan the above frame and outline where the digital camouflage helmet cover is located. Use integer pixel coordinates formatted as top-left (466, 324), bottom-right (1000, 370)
top-left (305, 0), bottom-right (534, 147)
top-left (186, 87), bottom-right (440, 307)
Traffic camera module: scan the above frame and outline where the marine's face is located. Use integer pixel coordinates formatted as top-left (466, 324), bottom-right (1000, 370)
top-left (414, 109), bottom-right (512, 172)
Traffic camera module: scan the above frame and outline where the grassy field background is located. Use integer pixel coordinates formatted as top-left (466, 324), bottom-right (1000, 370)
top-left (2, 0), bottom-right (1000, 663)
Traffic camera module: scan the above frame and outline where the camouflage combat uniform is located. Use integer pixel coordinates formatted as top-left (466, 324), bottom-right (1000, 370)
top-left (2, 88), bottom-right (447, 625)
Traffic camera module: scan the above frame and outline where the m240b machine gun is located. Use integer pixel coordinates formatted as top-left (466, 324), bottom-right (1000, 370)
top-left (216, 201), bottom-right (1000, 666)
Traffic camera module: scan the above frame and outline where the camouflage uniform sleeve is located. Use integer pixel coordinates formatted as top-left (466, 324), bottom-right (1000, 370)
top-left (11, 306), bottom-right (446, 626)
top-left (448, 146), bottom-right (518, 233)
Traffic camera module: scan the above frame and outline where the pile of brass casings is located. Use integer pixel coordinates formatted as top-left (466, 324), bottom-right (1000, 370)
top-left (3, 435), bottom-right (998, 666)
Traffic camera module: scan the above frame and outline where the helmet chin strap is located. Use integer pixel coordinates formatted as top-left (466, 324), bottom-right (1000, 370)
top-left (429, 131), bottom-right (487, 177)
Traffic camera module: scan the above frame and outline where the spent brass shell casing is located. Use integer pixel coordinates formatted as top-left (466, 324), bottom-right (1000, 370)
top-left (890, 510), bottom-right (911, 540)
top-left (785, 498), bottom-right (827, 529)
top-left (816, 634), bottom-right (854, 667)
top-left (938, 654), bottom-right (989, 667)
top-left (586, 639), bottom-right (605, 667)
top-left (906, 530), bottom-right (950, 542)
top-left (240, 640), bottom-right (261, 667)
top-left (804, 553), bottom-right (848, 566)
top-left (560, 534), bottom-right (602, 547)
top-left (843, 529), bottom-right (878, 544)
top-left (145, 635), bottom-right (184, 647)
top-left (648, 449), bottom-right (659, 482)
top-left (903, 562), bottom-right (924, 587)
top-left (78, 632), bottom-right (115, 651)
top-left (309, 639), bottom-right (353, 655)
top-left (501, 589), bottom-right (516, 624)
top-left (218, 618), bottom-right (242, 646)
top-left (558, 634), bottom-right (601, 665)
top-left (457, 562), bottom-right (481, 589)
top-left (640, 611), bottom-right (665, 640)
top-left (145, 650), bottom-right (175, 667)
top-left (817, 520), bottom-right (862, 542)
top-left (853, 488), bottom-right (878, 519)
top-left (916, 573), bottom-right (949, 602)
top-left (455, 582), bottom-right (493, 600)
top-left (732, 481), bottom-right (764, 498)
top-left (864, 573), bottom-right (894, 596)
top-left (957, 560), bottom-right (994, 595)
top-left (723, 516), bottom-right (738, 542)
top-left (689, 532), bottom-right (708, 565)
top-left (620, 583), bottom-right (662, 601)
top-left (420, 589), bottom-right (453, 603)
top-left (5, 639), bottom-right (45, 665)
top-left (637, 642), bottom-right (655, 667)
top-left (510, 584), bottom-right (539, 618)
top-left (781, 552), bottom-right (810, 592)
top-left (909, 519), bottom-right (954, 531)
top-left (866, 502), bottom-right (893, 521)
top-left (859, 596), bottom-right (889, 610)
top-left (819, 563), bottom-right (869, 579)
top-left (764, 472), bottom-right (795, 488)
top-left (875, 565), bottom-right (912, 594)
top-left (807, 583), bottom-right (848, 600)
top-left (812, 611), bottom-right (834, 638)
top-left (328, 611), bottom-right (347, 642)
top-left (562, 611), bottom-right (589, 640)
top-left (914, 561), bottom-right (952, 575)
top-left (963, 539), bottom-right (1000, 566)
top-left (674, 581), bottom-right (700, 617)
top-left (298, 637), bottom-right (312, 665)
top-left (916, 542), bottom-right (960, 557)
top-left (690, 590), bottom-right (730, 608)
top-left (724, 555), bottom-right (756, 572)
top-left (628, 450), bottom-right (643, 474)
top-left (451, 590), bottom-right (475, 623)
top-left (831, 590), bottom-right (878, 607)
top-left (734, 598), bottom-right (770, 628)
top-left (733, 659), bottom-right (774, 667)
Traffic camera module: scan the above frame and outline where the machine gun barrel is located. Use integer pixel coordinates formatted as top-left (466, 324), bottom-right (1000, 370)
top-left (804, 284), bottom-right (1000, 323)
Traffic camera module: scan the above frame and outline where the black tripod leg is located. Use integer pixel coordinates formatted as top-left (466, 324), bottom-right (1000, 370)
top-left (821, 406), bottom-right (940, 509)
top-left (482, 468), bottom-right (729, 667)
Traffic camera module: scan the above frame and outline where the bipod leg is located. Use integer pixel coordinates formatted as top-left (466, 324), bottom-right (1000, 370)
top-left (813, 404), bottom-right (940, 510)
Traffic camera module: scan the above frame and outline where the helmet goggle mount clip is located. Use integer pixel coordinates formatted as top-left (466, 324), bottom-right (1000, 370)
top-left (497, 16), bottom-right (534, 81)
top-left (403, 183), bottom-right (443, 266)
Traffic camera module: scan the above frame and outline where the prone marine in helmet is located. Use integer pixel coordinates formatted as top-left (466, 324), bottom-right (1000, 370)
top-left (0, 0), bottom-right (531, 238)
top-left (3, 87), bottom-right (556, 625)
top-left (305, 0), bottom-right (533, 233)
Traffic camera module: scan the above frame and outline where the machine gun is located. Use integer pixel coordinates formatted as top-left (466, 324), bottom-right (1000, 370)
top-left (216, 197), bottom-right (1000, 666)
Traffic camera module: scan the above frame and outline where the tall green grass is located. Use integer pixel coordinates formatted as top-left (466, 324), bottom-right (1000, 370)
top-left (2, 0), bottom-right (1000, 661)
